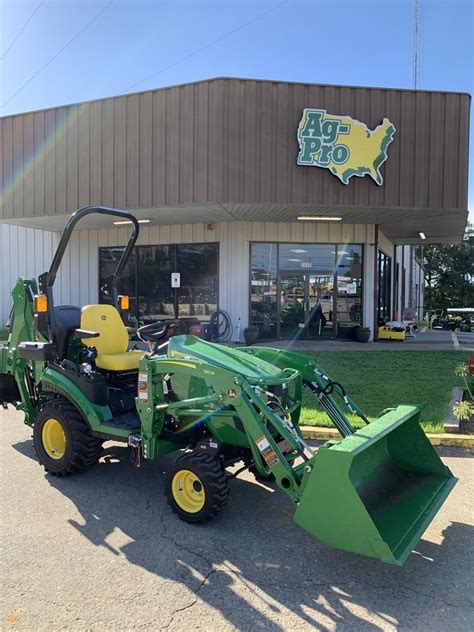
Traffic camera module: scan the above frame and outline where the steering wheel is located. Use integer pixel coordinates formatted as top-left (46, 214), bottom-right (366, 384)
top-left (137, 321), bottom-right (170, 344)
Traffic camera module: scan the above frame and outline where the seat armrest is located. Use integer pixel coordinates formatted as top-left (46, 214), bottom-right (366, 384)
top-left (75, 329), bottom-right (100, 339)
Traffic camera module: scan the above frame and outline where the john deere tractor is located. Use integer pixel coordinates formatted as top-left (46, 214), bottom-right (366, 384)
top-left (0, 206), bottom-right (457, 565)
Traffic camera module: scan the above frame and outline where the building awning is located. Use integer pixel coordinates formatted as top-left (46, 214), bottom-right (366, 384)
top-left (1, 203), bottom-right (467, 244)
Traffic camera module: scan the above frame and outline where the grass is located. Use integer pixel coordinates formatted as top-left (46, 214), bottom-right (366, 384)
top-left (299, 350), bottom-right (470, 433)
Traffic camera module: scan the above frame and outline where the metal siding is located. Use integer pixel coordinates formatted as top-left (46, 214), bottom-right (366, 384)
top-left (33, 111), bottom-right (45, 214)
top-left (113, 97), bottom-right (127, 208)
top-left (126, 94), bottom-right (140, 207)
top-left (66, 106), bottom-right (79, 212)
top-left (443, 93), bottom-right (460, 209)
top-left (2, 118), bottom-right (13, 217)
top-left (1, 80), bottom-right (469, 221)
top-left (193, 81), bottom-right (209, 202)
top-left (12, 116), bottom-right (24, 217)
top-left (152, 89), bottom-right (166, 205)
top-left (44, 110), bottom-right (56, 213)
top-left (179, 84), bottom-right (194, 204)
top-left (77, 105), bottom-right (90, 208)
top-left (1, 219), bottom-right (385, 331)
top-left (139, 92), bottom-right (153, 207)
top-left (54, 108), bottom-right (68, 214)
top-left (102, 99), bottom-right (115, 207)
top-left (22, 114), bottom-right (34, 215)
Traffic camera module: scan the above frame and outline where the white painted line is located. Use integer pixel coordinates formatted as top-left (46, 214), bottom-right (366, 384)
top-left (451, 332), bottom-right (460, 349)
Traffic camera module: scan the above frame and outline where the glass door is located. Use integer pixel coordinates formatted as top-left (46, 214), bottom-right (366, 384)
top-left (307, 273), bottom-right (334, 339)
top-left (279, 272), bottom-right (306, 339)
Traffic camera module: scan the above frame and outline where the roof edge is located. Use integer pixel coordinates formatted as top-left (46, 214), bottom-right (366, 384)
top-left (1, 76), bottom-right (471, 120)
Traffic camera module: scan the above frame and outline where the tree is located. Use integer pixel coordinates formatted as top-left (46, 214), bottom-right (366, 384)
top-left (421, 223), bottom-right (474, 313)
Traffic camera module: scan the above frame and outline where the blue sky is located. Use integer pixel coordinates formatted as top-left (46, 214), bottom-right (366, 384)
top-left (1, 0), bottom-right (472, 215)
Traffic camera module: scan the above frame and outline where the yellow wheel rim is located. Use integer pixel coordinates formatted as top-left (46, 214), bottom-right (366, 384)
top-left (171, 469), bottom-right (205, 513)
top-left (42, 418), bottom-right (66, 460)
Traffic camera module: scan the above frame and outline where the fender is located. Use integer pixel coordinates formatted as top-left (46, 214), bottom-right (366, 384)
top-left (40, 366), bottom-right (112, 432)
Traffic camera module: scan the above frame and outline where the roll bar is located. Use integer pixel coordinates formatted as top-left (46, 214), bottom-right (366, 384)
top-left (42, 206), bottom-right (139, 289)
top-left (37, 207), bottom-right (140, 348)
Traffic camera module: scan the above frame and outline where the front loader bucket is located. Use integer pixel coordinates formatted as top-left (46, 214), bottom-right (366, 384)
top-left (294, 406), bottom-right (457, 565)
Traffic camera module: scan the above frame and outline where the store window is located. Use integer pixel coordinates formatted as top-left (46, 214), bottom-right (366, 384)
top-left (336, 245), bottom-right (363, 327)
top-left (249, 242), bottom-right (363, 340)
top-left (99, 243), bottom-right (218, 323)
top-left (177, 244), bottom-right (218, 319)
top-left (250, 243), bottom-right (278, 339)
top-left (377, 250), bottom-right (392, 321)
top-left (99, 247), bottom-right (137, 313)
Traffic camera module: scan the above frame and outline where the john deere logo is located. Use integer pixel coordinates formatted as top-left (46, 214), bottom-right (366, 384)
top-left (297, 109), bottom-right (396, 185)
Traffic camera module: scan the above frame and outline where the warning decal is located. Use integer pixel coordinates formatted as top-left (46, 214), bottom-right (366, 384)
top-left (256, 435), bottom-right (279, 467)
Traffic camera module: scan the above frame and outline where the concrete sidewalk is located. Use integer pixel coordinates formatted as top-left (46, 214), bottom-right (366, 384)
top-left (260, 329), bottom-right (474, 352)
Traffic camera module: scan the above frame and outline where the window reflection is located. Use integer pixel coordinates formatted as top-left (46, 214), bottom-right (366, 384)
top-left (137, 246), bottom-right (174, 322)
top-left (250, 242), bottom-right (363, 340)
top-left (336, 245), bottom-right (363, 327)
top-left (99, 243), bottom-right (218, 323)
top-left (250, 244), bottom-right (277, 339)
top-left (99, 248), bottom-right (137, 313)
top-left (177, 244), bottom-right (218, 320)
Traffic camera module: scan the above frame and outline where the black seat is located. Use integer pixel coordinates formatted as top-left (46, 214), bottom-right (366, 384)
top-left (52, 305), bottom-right (81, 358)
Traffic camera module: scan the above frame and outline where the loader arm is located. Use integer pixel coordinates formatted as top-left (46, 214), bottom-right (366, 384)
top-left (240, 346), bottom-right (368, 436)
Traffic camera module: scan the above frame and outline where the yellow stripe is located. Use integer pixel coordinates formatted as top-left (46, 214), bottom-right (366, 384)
top-left (163, 360), bottom-right (197, 369)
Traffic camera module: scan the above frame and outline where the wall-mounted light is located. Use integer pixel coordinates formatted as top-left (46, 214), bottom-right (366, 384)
top-left (297, 216), bottom-right (342, 221)
top-left (113, 218), bottom-right (151, 226)
top-left (419, 231), bottom-right (426, 240)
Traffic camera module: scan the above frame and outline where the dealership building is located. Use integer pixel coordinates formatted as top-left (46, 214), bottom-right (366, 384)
top-left (0, 78), bottom-right (470, 340)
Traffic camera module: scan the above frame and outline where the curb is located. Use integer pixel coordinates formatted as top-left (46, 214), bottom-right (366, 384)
top-left (300, 425), bottom-right (474, 448)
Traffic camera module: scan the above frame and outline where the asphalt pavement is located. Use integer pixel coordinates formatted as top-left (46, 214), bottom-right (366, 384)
top-left (1, 408), bottom-right (473, 631)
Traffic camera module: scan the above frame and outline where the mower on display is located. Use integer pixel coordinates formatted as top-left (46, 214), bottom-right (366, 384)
top-left (0, 206), bottom-right (457, 566)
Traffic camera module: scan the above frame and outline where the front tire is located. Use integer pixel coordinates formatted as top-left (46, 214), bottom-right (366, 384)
top-left (165, 451), bottom-right (229, 523)
top-left (33, 398), bottom-right (101, 476)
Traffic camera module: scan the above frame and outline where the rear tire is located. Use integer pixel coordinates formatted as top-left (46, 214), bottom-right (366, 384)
top-left (33, 398), bottom-right (101, 476)
top-left (165, 451), bottom-right (229, 523)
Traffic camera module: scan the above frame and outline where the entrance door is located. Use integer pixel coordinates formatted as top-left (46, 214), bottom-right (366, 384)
top-left (279, 272), bottom-right (306, 338)
top-left (279, 272), bottom-right (334, 339)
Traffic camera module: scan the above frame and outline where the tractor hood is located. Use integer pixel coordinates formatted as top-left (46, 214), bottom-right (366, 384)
top-left (166, 335), bottom-right (286, 381)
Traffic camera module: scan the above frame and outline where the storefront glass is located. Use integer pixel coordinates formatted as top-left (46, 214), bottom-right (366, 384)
top-left (99, 243), bottom-right (218, 323)
top-left (377, 250), bottom-right (392, 321)
top-left (250, 243), bottom-right (278, 339)
top-left (250, 242), bottom-right (363, 340)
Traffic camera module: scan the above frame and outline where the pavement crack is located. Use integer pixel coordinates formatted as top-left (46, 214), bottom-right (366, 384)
top-left (159, 513), bottom-right (213, 568)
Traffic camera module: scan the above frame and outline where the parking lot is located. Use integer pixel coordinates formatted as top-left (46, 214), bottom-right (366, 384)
top-left (1, 407), bottom-right (473, 631)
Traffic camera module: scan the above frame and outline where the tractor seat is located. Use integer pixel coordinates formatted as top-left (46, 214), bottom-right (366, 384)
top-left (80, 304), bottom-right (145, 371)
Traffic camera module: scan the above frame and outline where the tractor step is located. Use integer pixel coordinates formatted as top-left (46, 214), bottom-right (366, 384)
top-left (104, 412), bottom-right (141, 432)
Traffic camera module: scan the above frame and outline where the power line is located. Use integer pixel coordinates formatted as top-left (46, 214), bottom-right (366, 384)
top-left (0, 0), bottom-right (44, 61)
top-left (1, 0), bottom-right (113, 110)
top-left (120, 0), bottom-right (289, 95)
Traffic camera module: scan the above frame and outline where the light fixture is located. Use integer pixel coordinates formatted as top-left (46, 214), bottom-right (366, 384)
top-left (297, 216), bottom-right (342, 221)
top-left (419, 231), bottom-right (426, 240)
top-left (113, 218), bottom-right (151, 226)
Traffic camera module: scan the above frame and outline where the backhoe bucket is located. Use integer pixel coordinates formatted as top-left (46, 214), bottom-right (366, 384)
top-left (294, 406), bottom-right (457, 565)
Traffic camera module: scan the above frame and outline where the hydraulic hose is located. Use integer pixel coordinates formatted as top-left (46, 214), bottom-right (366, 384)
top-left (209, 310), bottom-right (233, 342)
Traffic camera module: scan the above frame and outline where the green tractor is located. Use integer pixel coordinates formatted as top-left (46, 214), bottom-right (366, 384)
top-left (0, 206), bottom-right (457, 565)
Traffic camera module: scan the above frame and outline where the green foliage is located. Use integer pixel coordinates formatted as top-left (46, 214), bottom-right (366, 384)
top-left (453, 400), bottom-right (473, 422)
top-left (300, 350), bottom-right (471, 433)
top-left (422, 224), bottom-right (474, 312)
top-left (454, 361), bottom-right (473, 400)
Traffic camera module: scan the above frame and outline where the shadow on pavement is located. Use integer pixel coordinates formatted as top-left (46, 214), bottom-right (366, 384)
top-left (12, 439), bottom-right (474, 630)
